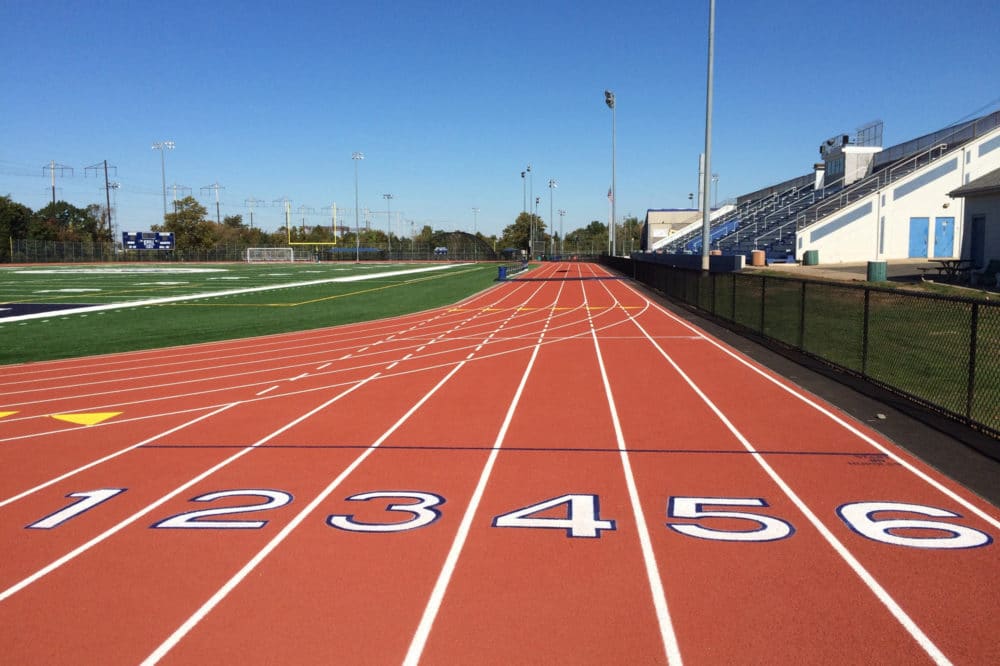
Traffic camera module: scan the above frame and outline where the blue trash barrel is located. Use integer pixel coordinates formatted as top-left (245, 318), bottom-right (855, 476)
top-left (498, 266), bottom-right (507, 280)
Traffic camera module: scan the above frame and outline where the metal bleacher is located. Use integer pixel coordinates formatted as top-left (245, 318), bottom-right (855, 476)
top-left (656, 110), bottom-right (1000, 263)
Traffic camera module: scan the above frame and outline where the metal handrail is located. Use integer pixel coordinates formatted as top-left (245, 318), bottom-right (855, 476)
top-left (794, 142), bottom-right (949, 230)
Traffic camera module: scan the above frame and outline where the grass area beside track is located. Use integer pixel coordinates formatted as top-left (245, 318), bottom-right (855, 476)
top-left (0, 262), bottom-right (501, 365)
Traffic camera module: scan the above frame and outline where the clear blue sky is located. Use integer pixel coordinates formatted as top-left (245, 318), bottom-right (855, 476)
top-left (2, 0), bottom-right (999, 237)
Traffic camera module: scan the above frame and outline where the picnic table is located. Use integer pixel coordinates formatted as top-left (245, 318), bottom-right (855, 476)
top-left (919, 259), bottom-right (972, 281)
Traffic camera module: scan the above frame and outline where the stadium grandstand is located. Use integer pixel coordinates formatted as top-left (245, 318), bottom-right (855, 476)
top-left (643, 110), bottom-right (1000, 264)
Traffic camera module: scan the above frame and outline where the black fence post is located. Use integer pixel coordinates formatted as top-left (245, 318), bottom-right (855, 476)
top-left (760, 275), bottom-right (767, 334)
top-left (967, 301), bottom-right (979, 420)
top-left (799, 281), bottom-right (807, 349)
top-left (861, 288), bottom-right (871, 377)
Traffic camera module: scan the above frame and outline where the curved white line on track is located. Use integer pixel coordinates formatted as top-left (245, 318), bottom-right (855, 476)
top-left (616, 276), bottom-right (1000, 532)
top-left (593, 267), bottom-right (954, 664)
top-left (141, 268), bottom-right (550, 665)
top-left (0, 375), bottom-right (379, 604)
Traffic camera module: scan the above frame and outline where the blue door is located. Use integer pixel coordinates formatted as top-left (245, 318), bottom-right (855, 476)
top-left (908, 217), bottom-right (929, 258)
top-left (933, 217), bottom-right (955, 257)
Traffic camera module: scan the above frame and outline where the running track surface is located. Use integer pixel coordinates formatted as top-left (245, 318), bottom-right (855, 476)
top-left (1, 261), bottom-right (997, 665)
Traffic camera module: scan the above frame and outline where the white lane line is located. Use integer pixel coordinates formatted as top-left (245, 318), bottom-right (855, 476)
top-left (585, 286), bottom-right (682, 664)
top-left (256, 386), bottom-right (278, 396)
top-left (386, 362), bottom-right (399, 370)
top-left (289, 373), bottom-right (309, 382)
top-left (0, 375), bottom-right (378, 604)
top-left (358, 347), bottom-right (370, 353)
top-left (0, 403), bottom-right (239, 510)
top-left (629, 283), bottom-right (1000, 533)
top-left (619, 292), bottom-right (951, 666)
top-left (316, 363), bottom-right (332, 370)
top-left (339, 354), bottom-right (352, 360)
top-left (141, 288), bottom-right (544, 665)
top-left (416, 346), bottom-right (427, 352)
top-left (403, 282), bottom-right (563, 666)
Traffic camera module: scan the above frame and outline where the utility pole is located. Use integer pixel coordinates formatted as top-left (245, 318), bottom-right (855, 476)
top-left (201, 182), bottom-right (225, 224)
top-left (244, 197), bottom-right (266, 229)
top-left (171, 183), bottom-right (192, 213)
top-left (42, 161), bottom-right (73, 207)
top-left (85, 160), bottom-right (118, 240)
top-left (383, 193), bottom-right (393, 253)
top-left (273, 196), bottom-right (292, 234)
top-left (297, 205), bottom-right (316, 231)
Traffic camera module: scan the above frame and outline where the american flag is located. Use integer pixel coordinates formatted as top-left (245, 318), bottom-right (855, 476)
top-left (607, 187), bottom-right (614, 203)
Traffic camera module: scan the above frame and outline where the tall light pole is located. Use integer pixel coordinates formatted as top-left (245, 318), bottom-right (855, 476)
top-left (472, 207), bottom-right (480, 261)
top-left (605, 90), bottom-right (616, 256)
top-left (558, 209), bottom-right (566, 256)
top-left (548, 179), bottom-right (557, 258)
top-left (700, 0), bottom-right (716, 271)
top-left (526, 164), bottom-right (533, 257)
top-left (383, 193), bottom-right (393, 255)
top-left (152, 141), bottom-right (174, 219)
top-left (353, 152), bottom-right (364, 262)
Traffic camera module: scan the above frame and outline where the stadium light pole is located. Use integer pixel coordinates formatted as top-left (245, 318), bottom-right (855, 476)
top-left (700, 0), bottom-right (716, 271)
top-left (558, 208), bottom-right (566, 255)
top-left (353, 152), bottom-right (364, 262)
top-left (528, 164), bottom-right (534, 256)
top-left (472, 207), bottom-right (480, 261)
top-left (605, 90), bottom-right (616, 256)
top-left (383, 193), bottom-right (393, 255)
top-left (152, 141), bottom-right (174, 219)
top-left (548, 179), bottom-right (557, 257)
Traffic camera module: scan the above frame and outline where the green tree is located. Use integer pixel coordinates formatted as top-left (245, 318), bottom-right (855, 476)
top-left (620, 216), bottom-right (642, 254)
top-left (0, 195), bottom-right (32, 239)
top-left (156, 196), bottom-right (217, 249)
top-left (565, 220), bottom-right (609, 255)
top-left (28, 201), bottom-right (103, 242)
top-left (500, 212), bottom-right (546, 252)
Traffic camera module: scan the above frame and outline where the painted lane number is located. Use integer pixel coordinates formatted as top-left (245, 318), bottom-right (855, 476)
top-left (667, 497), bottom-right (794, 542)
top-left (27, 488), bottom-right (126, 529)
top-left (26, 489), bottom-right (992, 550)
top-left (153, 490), bottom-right (292, 529)
top-left (327, 491), bottom-right (444, 532)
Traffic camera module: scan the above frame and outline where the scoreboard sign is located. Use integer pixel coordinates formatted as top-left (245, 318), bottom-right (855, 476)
top-left (123, 231), bottom-right (175, 250)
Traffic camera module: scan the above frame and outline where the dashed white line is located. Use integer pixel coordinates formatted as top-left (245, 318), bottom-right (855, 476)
top-left (256, 385), bottom-right (278, 396)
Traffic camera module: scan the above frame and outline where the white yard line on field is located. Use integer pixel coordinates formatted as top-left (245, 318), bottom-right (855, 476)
top-left (1, 264), bottom-right (462, 323)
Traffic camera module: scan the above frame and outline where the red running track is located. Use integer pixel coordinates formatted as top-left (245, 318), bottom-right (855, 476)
top-left (0, 261), bottom-right (998, 665)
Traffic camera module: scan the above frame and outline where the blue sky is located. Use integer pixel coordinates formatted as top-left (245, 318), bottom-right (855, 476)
top-left (2, 0), bottom-right (999, 237)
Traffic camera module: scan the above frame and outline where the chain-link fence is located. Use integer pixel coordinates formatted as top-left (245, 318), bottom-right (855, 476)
top-left (3, 237), bottom-right (500, 263)
top-left (602, 255), bottom-right (999, 439)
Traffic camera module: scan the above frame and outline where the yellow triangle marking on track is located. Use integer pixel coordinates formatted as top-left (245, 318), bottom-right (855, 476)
top-left (0, 411), bottom-right (18, 419)
top-left (51, 412), bottom-right (123, 426)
